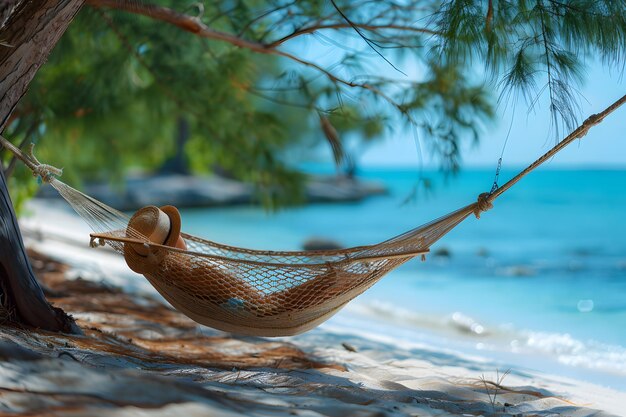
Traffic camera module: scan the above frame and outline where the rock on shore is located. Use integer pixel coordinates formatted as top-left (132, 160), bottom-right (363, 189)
top-left (37, 174), bottom-right (387, 211)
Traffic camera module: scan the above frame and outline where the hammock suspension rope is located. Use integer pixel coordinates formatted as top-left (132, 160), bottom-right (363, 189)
top-left (1, 93), bottom-right (624, 336)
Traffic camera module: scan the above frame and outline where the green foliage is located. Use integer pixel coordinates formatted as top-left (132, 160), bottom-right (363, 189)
top-left (3, 0), bottom-right (625, 208)
top-left (7, 2), bottom-right (306, 205)
top-left (435, 0), bottom-right (626, 133)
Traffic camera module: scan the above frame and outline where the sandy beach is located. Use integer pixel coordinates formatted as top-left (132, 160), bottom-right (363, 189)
top-left (3, 2), bottom-right (626, 416)
top-left (0, 198), bottom-right (619, 416)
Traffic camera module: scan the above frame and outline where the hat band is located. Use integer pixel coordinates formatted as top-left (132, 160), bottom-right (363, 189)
top-left (149, 209), bottom-right (172, 245)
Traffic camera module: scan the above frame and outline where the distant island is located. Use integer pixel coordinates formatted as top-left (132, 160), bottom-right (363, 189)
top-left (37, 173), bottom-right (388, 211)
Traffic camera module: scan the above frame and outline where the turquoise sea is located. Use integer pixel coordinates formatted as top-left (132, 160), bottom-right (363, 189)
top-left (179, 168), bottom-right (626, 390)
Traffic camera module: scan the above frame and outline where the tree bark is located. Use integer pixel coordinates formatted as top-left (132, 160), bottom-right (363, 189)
top-left (0, 0), bottom-right (84, 332)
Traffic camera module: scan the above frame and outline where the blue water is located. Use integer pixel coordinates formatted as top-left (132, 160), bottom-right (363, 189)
top-left (180, 168), bottom-right (626, 387)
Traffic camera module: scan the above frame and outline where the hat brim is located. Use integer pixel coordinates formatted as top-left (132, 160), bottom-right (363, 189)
top-left (159, 205), bottom-right (182, 248)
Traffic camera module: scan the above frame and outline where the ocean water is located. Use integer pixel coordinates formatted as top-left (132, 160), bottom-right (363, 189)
top-left (179, 168), bottom-right (626, 389)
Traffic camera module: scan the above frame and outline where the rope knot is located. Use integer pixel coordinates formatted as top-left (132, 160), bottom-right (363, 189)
top-left (0, 140), bottom-right (65, 183)
top-left (474, 192), bottom-right (493, 219)
top-left (33, 164), bottom-right (63, 183)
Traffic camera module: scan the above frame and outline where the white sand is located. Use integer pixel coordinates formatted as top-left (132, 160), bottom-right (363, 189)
top-left (8, 200), bottom-right (625, 416)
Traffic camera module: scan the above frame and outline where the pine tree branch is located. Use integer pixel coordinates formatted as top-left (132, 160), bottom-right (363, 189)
top-left (236, 0), bottom-right (298, 38)
top-left (328, 0), bottom-right (406, 75)
top-left (537, 1), bottom-right (558, 127)
top-left (485, 0), bottom-right (493, 32)
top-left (266, 23), bottom-right (438, 48)
top-left (93, 7), bottom-right (285, 173)
top-left (86, 0), bottom-right (410, 117)
top-left (86, 0), bottom-right (271, 53)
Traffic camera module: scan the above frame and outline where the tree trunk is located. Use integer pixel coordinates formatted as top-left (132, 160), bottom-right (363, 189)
top-left (0, 0), bottom-right (84, 332)
top-left (159, 117), bottom-right (191, 175)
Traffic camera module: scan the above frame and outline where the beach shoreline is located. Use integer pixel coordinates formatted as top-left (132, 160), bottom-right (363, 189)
top-left (35, 172), bottom-right (388, 211)
top-left (3, 199), bottom-right (623, 416)
top-left (0, 248), bottom-right (624, 416)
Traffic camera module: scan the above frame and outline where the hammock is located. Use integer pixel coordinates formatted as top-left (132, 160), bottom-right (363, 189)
top-left (52, 179), bottom-right (482, 336)
top-left (1, 94), bottom-right (623, 336)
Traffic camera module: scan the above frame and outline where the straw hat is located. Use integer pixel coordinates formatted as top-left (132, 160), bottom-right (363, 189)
top-left (123, 205), bottom-right (183, 274)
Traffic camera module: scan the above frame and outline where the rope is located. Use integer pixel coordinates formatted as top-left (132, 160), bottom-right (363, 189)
top-left (490, 157), bottom-right (502, 194)
top-left (490, 105), bottom-right (516, 194)
top-left (473, 192), bottom-right (493, 219)
top-left (0, 96), bottom-right (623, 337)
top-left (0, 136), bottom-right (62, 182)
top-left (484, 93), bottom-right (626, 207)
top-left (2, 92), bottom-right (625, 217)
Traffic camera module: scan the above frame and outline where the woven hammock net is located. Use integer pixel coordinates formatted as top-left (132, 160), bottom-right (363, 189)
top-left (1, 94), bottom-right (619, 336)
top-left (48, 177), bottom-right (487, 336)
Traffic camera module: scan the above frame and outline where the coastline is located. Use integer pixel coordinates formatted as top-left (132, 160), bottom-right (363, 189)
top-left (5, 199), bottom-right (624, 415)
top-left (35, 173), bottom-right (388, 211)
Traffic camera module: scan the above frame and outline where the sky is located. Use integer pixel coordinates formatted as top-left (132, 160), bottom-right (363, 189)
top-left (359, 61), bottom-right (626, 168)
top-left (286, 35), bottom-right (626, 170)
